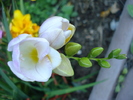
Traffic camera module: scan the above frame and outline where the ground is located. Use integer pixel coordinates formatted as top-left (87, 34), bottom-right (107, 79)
top-left (66, 0), bottom-right (126, 100)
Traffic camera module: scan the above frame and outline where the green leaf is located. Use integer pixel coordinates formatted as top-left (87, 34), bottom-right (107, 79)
top-left (122, 68), bottom-right (128, 75)
top-left (0, 68), bottom-right (28, 99)
top-left (98, 60), bottom-right (111, 68)
top-left (2, 2), bottom-right (12, 42)
top-left (118, 75), bottom-right (125, 83)
top-left (115, 84), bottom-right (121, 93)
top-left (78, 57), bottom-right (92, 67)
top-left (20, 0), bottom-right (25, 14)
top-left (108, 48), bottom-right (121, 58)
top-left (46, 80), bottom-right (106, 98)
top-left (88, 47), bottom-right (104, 58)
top-left (130, 41), bottom-right (133, 54)
top-left (61, 5), bottom-right (74, 15)
top-left (65, 42), bottom-right (81, 56)
top-left (127, 5), bottom-right (133, 18)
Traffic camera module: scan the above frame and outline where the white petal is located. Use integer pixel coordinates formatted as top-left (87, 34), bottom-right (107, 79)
top-left (62, 18), bottom-right (69, 31)
top-left (47, 47), bottom-right (61, 69)
top-left (8, 34), bottom-right (31, 51)
top-left (20, 57), bottom-right (52, 82)
top-left (39, 16), bottom-right (63, 34)
top-left (12, 44), bottom-right (21, 72)
top-left (19, 38), bottom-right (50, 62)
top-left (8, 61), bottom-right (34, 81)
top-left (64, 30), bottom-right (71, 39)
top-left (40, 29), bottom-right (66, 49)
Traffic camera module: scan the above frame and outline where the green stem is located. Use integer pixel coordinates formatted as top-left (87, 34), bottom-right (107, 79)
top-left (67, 56), bottom-right (79, 61)
top-left (89, 57), bottom-right (110, 61)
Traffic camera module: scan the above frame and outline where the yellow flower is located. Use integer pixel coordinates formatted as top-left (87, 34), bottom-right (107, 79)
top-left (10, 10), bottom-right (40, 38)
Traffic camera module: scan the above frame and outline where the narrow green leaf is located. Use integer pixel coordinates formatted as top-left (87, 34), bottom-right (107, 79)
top-left (0, 81), bottom-right (12, 95)
top-left (46, 80), bottom-right (106, 97)
top-left (130, 41), bottom-right (133, 54)
top-left (127, 5), bottom-right (133, 18)
top-left (0, 68), bottom-right (28, 98)
top-left (2, 3), bottom-right (12, 42)
top-left (20, 0), bottom-right (25, 14)
top-left (73, 71), bottom-right (98, 82)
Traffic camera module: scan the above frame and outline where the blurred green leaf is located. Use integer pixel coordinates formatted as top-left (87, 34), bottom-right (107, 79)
top-left (127, 5), bottom-right (133, 18)
top-left (61, 5), bottom-right (74, 15)
top-left (46, 80), bottom-right (106, 98)
top-left (2, 2), bottom-right (12, 42)
top-left (130, 41), bottom-right (133, 54)
top-left (0, 68), bottom-right (28, 99)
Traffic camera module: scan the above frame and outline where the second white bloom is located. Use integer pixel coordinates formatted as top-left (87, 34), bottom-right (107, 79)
top-left (39, 16), bottom-right (75, 49)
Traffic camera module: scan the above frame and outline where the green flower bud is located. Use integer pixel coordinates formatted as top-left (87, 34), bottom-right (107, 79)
top-left (115, 54), bottom-right (127, 59)
top-left (88, 47), bottom-right (104, 58)
top-left (78, 57), bottom-right (92, 67)
top-left (108, 48), bottom-right (121, 58)
top-left (98, 60), bottom-right (111, 68)
top-left (65, 42), bottom-right (81, 56)
top-left (53, 53), bottom-right (74, 76)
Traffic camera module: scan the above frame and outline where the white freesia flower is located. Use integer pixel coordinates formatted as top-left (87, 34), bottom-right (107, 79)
top-left (39, 16), bottom-right (75, 49)
top-left (7, 34), bottom-right (61, 82)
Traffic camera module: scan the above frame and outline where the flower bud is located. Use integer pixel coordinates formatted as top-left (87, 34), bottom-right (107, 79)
top-left (78, 57), bottom-right (92, 68)
top-left (98, 60), bottom-right (111, 68)
top-left (88, 47), bottom-right (104, 58)
top-left (65, 42), bottom-right (81, 56)
top-left (53, 53), bottom-right (74, 76)
top-left (108, 48), bottom-right (121, 58)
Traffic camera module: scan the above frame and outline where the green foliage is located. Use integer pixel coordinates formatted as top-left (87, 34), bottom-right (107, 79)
top-left (127, 5), bottom-right (133, 18)
top-left (22, 0), bottom-right (78, 24)
top-left (130, 40), bottom-right (133, 54)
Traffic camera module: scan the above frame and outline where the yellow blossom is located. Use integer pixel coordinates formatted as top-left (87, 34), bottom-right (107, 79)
top-left (10, 10), bottom-right (40, 38)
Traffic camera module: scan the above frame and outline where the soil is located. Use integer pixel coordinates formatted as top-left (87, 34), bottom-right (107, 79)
top-left (66, 0), bottom-right (126, 100)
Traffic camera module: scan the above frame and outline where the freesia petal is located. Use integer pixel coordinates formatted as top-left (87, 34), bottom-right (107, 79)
top-left (14, 10), bottom-right (23, 19)
top-left (20, 57), bottom-right (52, 82)
top-left (39, 16), bottom-right (63, 34)
top-left (53, 53), bottom-right (74, 76)
top-left (62, 18), bottom-right (69, 31)
top-left (47, 47), bottom-right (61, 69)
top-left (64, 30), bottom-right (71, 39)
top-left (12, 44), bottom-right (21, 72)
top-left (40, 29), bottom-right (66, 49)
top-left (8, 34), bottom-right (31, 51)
top-left (25, 38), bottom-right (50, 60)
top-left (65, 24), bottom-right (75, 43)
top-left (8, 61), bottom-right (34, 81)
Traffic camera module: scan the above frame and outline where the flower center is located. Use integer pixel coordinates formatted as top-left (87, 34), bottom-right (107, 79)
top-left (30, 48), bottom-right (39, 63)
